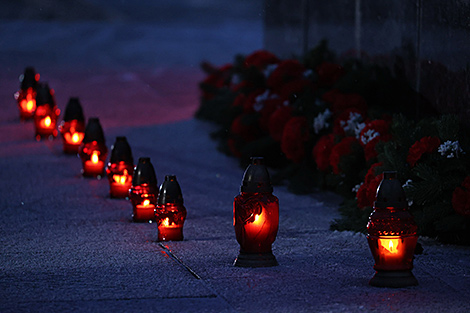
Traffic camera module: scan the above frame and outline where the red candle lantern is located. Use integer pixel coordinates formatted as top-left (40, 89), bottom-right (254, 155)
top-left (33, 83), bottom-right (60, 140)
top-left (14, 67), bottom-right (39, 120)
top-left (155, 175), bottom-right (187, 241)
top-left (78, 118), bottom-right (107, 177)
top-left (106, 137), bottom-right (134, 198)
top-left (367, 171), bottom-right (419, 287)
top-left (233, 157), bottom-right (279, 267)
top-left (129, 157), bottom-right (158, 222)
top-left (59, 98), bottom-right (86, 154)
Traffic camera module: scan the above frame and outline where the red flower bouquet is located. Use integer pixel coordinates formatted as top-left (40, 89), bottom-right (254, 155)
top-left (313, 133), bottom-right (336, 172)
top-left (329, 137), bottom-right (360, 174)
top-left (356, 162), bottom-right (383, 209)
top-left (407, 136), bottom-right (441, 167)
top-left (281, 116), bottom-right (310, 163)
top-left (452, 176), bottom-right (470, 216)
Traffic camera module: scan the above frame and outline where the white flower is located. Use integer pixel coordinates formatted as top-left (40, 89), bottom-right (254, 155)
top-left (437, 140), bottom-right (464, 158)
top-left (340, 112), bottom-right (363, 137)
top-left (303, 69), bottom-right (313, 78)
top-left (263, 64), bottom-right (278, 78)
top-left (361, 129), bottom-right (380, 145)
top-left (354, 122), bottom-right (366, 139)
top-left (253, 90), bottom-right (279, 112)
top-left (352, 183), bottom-right (363, 194)
top-left (313, 109), bottom-right (332, 134)
top-left (402, 179), bottom-right (413, 189)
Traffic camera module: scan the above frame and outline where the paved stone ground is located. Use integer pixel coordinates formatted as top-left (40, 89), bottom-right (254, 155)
top-left (1, 1), bottom-right (470, 312)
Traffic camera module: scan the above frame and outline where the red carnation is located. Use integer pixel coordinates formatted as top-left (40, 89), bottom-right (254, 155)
top-left (244, 50), bottom-right (280, 70)
top-left (312, 133), bottom-right (336, 171)
top-left (322, 89), bottom-right (341, 104)
top-left (278, 78), bottom-right (313, 101)
top-left (331, 93), bottom-right (368, 116)
top-left (200, 63), bottom-right (233, 100)
top-left (407, 136), bottom-right (441, 167)
top-left (329, 137), bottom-right (358, 174)
top-left (267, 60), bottom-right (306, 91)
top-left (259, 97), bottom-right (283, 132)
top-left (356, 162), bottom-right (383, 209)
top-left (240, 89), bottom-right (265, 113)
top-left (230, 114), bottom-right (260, 142)
top-left (281, 116), bottom-right (310, 163)
top-left (316, 62), bottom-right (345, 87)
top-left (268, 105), bottom-right (293, 141)
top-left (452, 176), bottom-right (470, 216)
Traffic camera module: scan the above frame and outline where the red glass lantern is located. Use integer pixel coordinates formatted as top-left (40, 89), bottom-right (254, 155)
top-left (78, 118), bottom-right (107, 177)
top-left (106, 137), bottom-right (134, 198)
top-left (34, 83), bottom-right (60, 140)
top-left (367, 171), bottom-right (419, 287)
top-left (233, 157), bottom-right (279, 267)
top-left (14, 67), bottom-right (39, 120)
top-left (129, 157), bottom-right (158, 222)
top-left (155, 175), bottom-right (187, 241)
top-left (59, 98), bottom-right (85, 154)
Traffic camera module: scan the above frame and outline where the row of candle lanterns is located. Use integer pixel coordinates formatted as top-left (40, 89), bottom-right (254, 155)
top-left (14, 67), bottom-right (419, 287)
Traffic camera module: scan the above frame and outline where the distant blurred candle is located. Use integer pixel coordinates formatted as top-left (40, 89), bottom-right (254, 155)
top-left (155, 175), bottom-right (187, 241)
top-left (34, 83), bottom-right (60, 140)
top-left (14, 67), bottom-right (39, 120)
top-left (233, 157), bottom-right (279, 267)
top-left (129, 157), bottom-right (158, 222)
top-left (106, 137), bottom-right (134, 198)
top-left (79, 118), bottom-right (107, 177)
top-left (59, 98), bottom-right (86, 154)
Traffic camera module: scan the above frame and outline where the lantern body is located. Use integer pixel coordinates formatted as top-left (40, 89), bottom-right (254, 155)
top-left (34, 103), bottom-right (59, 139)
top-left (130, 184), bottom-right (157, 222)
top-left (15, 87), bottom-right (37, 120)
top-left (79, 140), bottom-right (107, 177)
top-left (234, 192), bottom-right (279, 254)
top-left (367, 171), bottom-right (418, 287)
top-left (14, 67), bottom-right (39, 120)
top-left (155, 175), bottom-right (187, 241)
top-left (129, 157), bottom-right (158, 222)
top-left (155, 203), bottom-right (187, 241)
top-left (107, 161), bottom-right (134, 198)
top-left (106, 136), bottom-right (134, 198)
top-left (59, 98), bottom-right (86, 154)
top-left (59, 119), bottom-right (85, 154)
top-left (233, 157), bottom-right (279, 267)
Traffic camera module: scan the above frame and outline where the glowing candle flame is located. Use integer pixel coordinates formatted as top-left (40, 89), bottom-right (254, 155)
top-left (72, 132), bottom-right (80, 143)
top-left (26, 100), bottom-right (34, 111)
top-left (379, 238), bottom-right (400, 254)
top-left (91, 152), bottom-right (99, 164)
top-left (44, 116), bottom-right (52, 127)
top-left (142, 199), bottom-right (150, 207)
top-left (162, 217), bottom-right (170, 227)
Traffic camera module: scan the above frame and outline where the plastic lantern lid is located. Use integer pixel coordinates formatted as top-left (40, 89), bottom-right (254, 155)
top-left (20, 67), bottom-right (38, 90)
top-left (35, 83), bottom-right (54, 108)
top-left (132, 157), bottom-right (158, 190)
top-left (63, 97), bottom-right (85, 122)
top-left (374, 171), bottom-right (408, 209)
top-left (82, 117), bottom-right (106, 144)
top-left (240, 157), bottom-right (273, 193)
top-left (158, 175), bottom-right (183, 205)
top-left (109, 136), bottom-right (134, 165)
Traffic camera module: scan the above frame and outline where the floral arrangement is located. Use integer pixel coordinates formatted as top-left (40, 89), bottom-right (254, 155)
top-left (196, 40), bottom-right (470, 245)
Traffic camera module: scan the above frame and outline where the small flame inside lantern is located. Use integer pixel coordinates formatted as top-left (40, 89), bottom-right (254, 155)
top-left (379, 238), bottom-right (400, 255)
top-left (20, 92), bottom-right (36, 113)
top-left (142, 199), bottom-right (150, 207)
top-left (91, 151), bottom-right (99, 164)
top-left (162, 217), bottom-right (170, 227)
top-left (72, 132), bottom-right (81, 143)
top-left (44, 116), bottom-right (51, 127)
